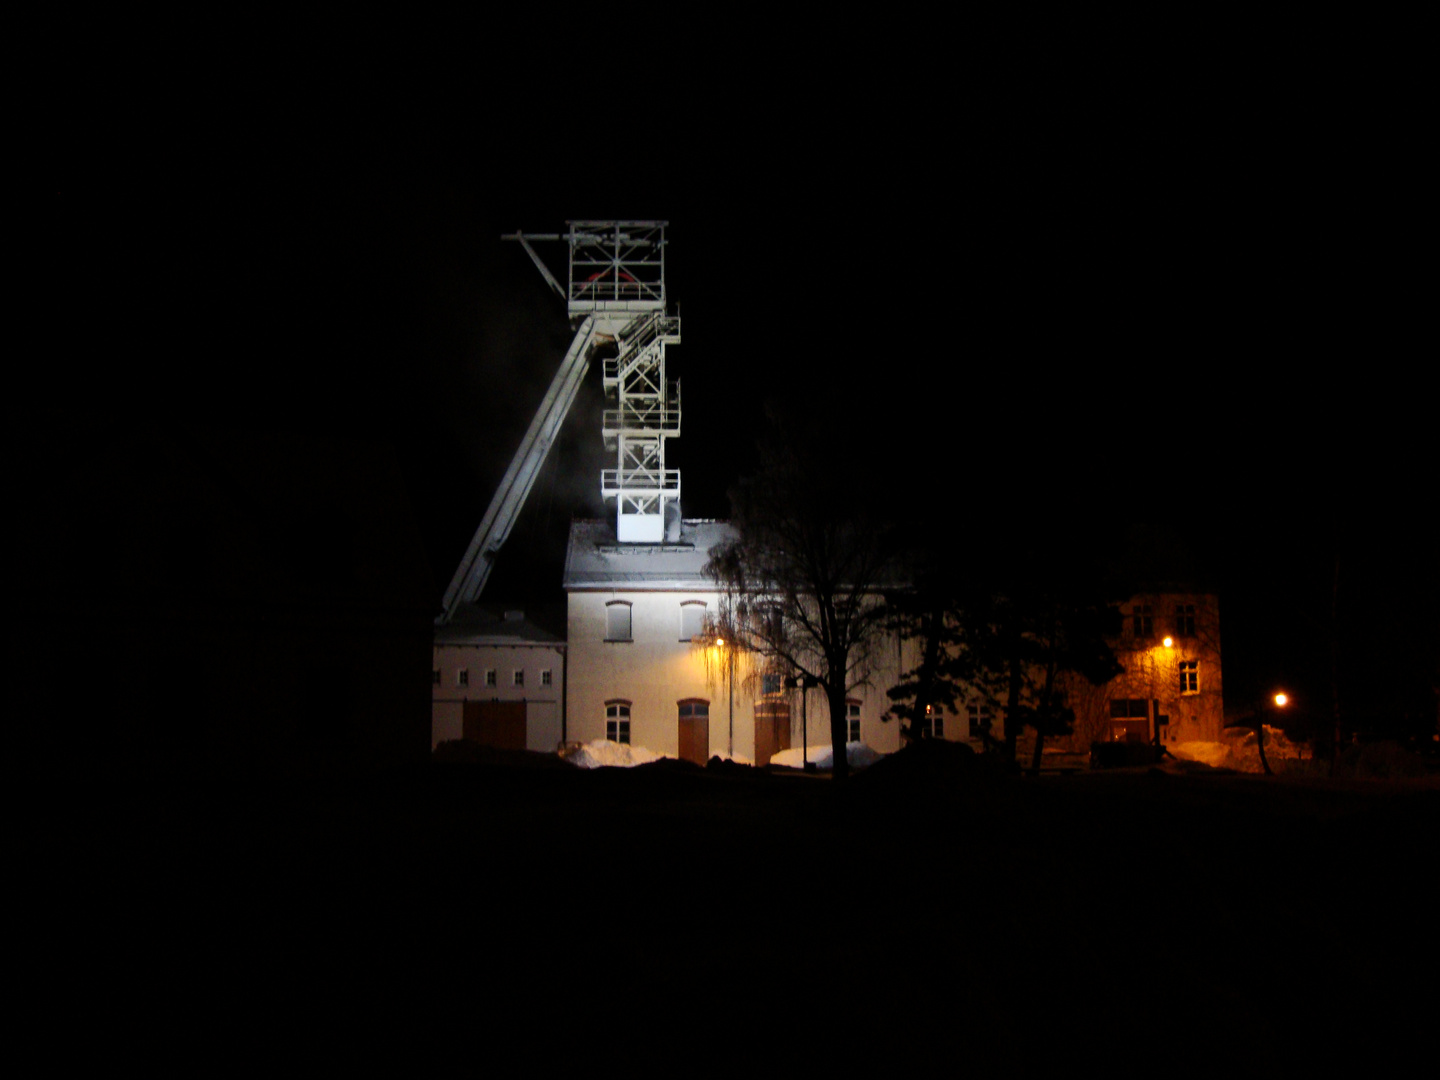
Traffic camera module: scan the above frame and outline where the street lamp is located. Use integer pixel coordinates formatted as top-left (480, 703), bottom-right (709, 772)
top-left (1256, 690), bottom-right (1289, 775)
top-left (783, 673), bottom-right (820, 772)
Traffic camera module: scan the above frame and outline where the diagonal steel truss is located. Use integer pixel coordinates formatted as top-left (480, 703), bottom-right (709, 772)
top-left (439, 221), bottom-right (682, 619)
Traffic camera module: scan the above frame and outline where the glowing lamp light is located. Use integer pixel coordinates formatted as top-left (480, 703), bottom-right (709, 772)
top-left (1274, 693), bottom-right (1288, 707)
top-left (1162, 636), bottom-right (1174, 648)
top-left (715, 638), bottom-right (725, 649)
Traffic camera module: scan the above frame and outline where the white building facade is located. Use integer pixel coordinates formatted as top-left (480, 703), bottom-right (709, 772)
top-left (563, 518), bottom-right (924, 764)
top-left (432, 609), bottom-right (566, 752)
top-left (562, 520), bottom-right (1224, 764)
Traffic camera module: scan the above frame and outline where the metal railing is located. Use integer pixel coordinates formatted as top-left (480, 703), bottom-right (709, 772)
top-left (568, 277), bottom-right (664, 303)
top-left (600, 468), bottom-right (681, 495)
top-left (602, 314), bottom-right (681, 384)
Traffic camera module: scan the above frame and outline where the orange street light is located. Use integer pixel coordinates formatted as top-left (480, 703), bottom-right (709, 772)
top-left (1162, 636), bottom-right (1174, 648)
top-left (1274, 692), bottom-right (1288, 708)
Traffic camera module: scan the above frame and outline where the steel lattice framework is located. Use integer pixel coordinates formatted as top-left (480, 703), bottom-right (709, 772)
top-left (439, 221), bottom-right (681, 620)
top-left (601, 307), bottom-right (682, 541)
top-left (566, 221), bottom-right (681, 542)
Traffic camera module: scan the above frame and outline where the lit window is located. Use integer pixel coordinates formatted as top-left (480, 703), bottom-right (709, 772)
top-left (967, 704), bottom-right (993, 738)
top-left (922, 703), bottom-right (943, 739)
top-left (1132, 604), bottom-right (1154, 638)
top-left (1179, 661), bottom-right (1199, 694)
top-left (606, 602), bottom-right (632, 642)
top-left (680, 602), bottom-right (706, 641)
top-left (847, 701), bottom-right (861, 743)
top-left (540, 669), bottom-right (552, 687)
top-left (513, 670), bottom-right (524, 688)
top-left (1108, 699), bottom-right (1150, 742)
top-left (457, 669), bottom-right (469, 688)
top-left (485, 670), bottom-right (497, 687)
top-left (606, 702), bottom-right (631, 744)
top-left (1175, 604), bottom-right (1196, 637)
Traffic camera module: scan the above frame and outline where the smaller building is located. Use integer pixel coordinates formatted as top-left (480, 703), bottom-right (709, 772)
top-left (432, 607), bottom-right (566, 752)
top-left (1058, 590), bottom-right (1224, 750)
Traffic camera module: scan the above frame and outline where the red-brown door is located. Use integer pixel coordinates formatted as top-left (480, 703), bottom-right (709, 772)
top-left (678, 699), bottom-right (710, 765)
top-left (754, 699), bottom-right (791, 767)
top-left (463, 701), bottom-right (527, 750)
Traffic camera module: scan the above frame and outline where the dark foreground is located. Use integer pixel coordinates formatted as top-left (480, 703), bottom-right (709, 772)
top-left (23, 745), bottom-right (1438, 1069)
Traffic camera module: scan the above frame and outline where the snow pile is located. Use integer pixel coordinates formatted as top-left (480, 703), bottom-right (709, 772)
top-left (1170, 741), bottom-right (1231, 768)
top-left (1170, 726), bottom-right (1314, 773)
top-left (565, 740), bottom-right (664, 769)
top-left (562, 742), bottom-right (759, 769)
top-left (1225, 725), bottom-right (1312, 772)
top-left (769, 742), bottom-right (886, 771)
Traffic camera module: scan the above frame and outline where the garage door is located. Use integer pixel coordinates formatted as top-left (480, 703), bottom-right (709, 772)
top-left (462, 701), bottom-right (527, 750)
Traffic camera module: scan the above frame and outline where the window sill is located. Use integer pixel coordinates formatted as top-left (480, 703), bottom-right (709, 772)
top-left (604, 638), bottom-right (633, 644)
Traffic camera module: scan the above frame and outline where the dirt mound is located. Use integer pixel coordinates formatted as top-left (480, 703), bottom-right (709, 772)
top-left (855, 738), bottom-right (1014, 787)
top-left (632, 756), bottom-right (704, 774)
top-left (431, 740), bottom-right (576, 769)
top-left (706, 755), bottom-right (760, 776)
top-left (1338, 740), bottom-right (1431, 779)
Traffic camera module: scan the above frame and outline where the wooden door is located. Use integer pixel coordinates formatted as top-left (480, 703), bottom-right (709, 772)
top-left (463, 701), bottom-right (527, 750)
top-left (678, 714), bottom-right (709, 765)
top-left (754, 699), bottom-right (791, 767)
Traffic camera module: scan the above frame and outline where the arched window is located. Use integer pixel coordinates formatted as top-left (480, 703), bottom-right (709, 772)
top-left (680, 601), bottom-right (707, 641)
top-left (677, 699), bottom-right (709, 721)
top-left (606, 601), bottom-right (632, 642)
top-left (605, 700), bottom-right (631, 744)
top-left (759, 602), bottom-right (784, 642)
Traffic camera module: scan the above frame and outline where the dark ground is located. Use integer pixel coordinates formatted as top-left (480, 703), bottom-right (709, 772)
top-left (22, 744), bottom-right (1436, 1069)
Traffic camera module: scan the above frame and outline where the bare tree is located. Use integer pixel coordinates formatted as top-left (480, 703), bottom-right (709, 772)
top-left (703, 428), bottom-right (897, 780)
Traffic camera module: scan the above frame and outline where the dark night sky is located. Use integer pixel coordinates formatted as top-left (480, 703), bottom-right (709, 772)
top-left (34, 45), bottom-right (1435, 734)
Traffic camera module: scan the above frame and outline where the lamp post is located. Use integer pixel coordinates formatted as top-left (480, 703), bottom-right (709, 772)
top-left (783, 673), bottom-right (820, 772)
top-left (1255, 691), bottom-right (1288, 776)
top-left (716, 637), bottom-right (734, 759)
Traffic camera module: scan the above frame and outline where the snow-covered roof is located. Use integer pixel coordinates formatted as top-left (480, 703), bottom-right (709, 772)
top-left (563, 519), bottom-right (738, 591)
top-left (434, 605), bottom-right (563, 646)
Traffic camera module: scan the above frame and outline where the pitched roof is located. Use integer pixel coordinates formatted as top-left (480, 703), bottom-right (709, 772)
top-left (563, 519), bottom-right (737, 591)
top-left (434, 605), bottom-right (563, 645)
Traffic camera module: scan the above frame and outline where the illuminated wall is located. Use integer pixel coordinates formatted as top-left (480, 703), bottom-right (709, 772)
top-left (564, 573), bottom-right (1221, 761)
top-left (565, 590), bottom-right (909, 761)
top-left (431, 640), bottom-right (565, 751)
top-left (1059, 591), bottom-right (1225, 750)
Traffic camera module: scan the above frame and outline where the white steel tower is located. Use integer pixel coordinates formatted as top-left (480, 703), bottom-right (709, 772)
top-left (586, 225), bottom-right (682, 543)
top-left (567, 220), bottom-right (682, 541)
top-left (439, 221), bottom-right (680, 621)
